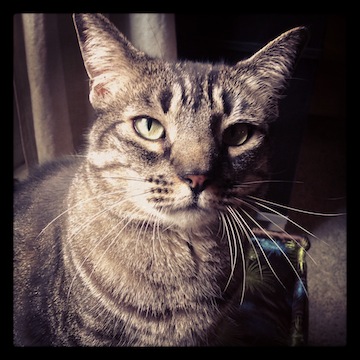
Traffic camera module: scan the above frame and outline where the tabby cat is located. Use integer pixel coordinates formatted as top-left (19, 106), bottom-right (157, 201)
top-left (13, 13), bottom-right (308, 346)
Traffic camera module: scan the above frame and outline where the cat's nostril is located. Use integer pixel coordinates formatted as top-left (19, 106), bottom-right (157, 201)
top-left (182, 174), bottom-right (209, 193)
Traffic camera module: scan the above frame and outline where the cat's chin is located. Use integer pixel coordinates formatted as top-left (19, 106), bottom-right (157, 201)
top-left (159, 207), bottom-right (218, 231)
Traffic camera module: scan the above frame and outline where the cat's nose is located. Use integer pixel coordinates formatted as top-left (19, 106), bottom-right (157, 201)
top-left (182, 174), bottom-right (209, 193)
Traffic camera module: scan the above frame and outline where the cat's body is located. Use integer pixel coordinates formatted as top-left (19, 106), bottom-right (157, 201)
top-left (14, 159), bottom-right (240, 346)
top-left (13, 14), bottom-right (308, 346)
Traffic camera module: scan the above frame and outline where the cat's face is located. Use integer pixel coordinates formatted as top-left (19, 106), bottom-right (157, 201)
top-left (74, 14), bottom-right (307, 230)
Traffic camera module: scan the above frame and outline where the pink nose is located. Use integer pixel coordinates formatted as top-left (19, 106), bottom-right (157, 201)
top-left (183, 174), bottom-right (208, 189)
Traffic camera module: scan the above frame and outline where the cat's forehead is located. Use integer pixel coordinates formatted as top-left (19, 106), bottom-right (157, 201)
top-left (138, 59), bottom-right (262, 123)
top-left (149, 60), bottom-right (232, 87)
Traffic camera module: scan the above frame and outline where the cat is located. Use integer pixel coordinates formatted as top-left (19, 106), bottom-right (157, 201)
top-left (13, 13), bottom-right (308, 346)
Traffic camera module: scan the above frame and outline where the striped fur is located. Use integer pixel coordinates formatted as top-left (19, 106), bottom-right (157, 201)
top-left (13, 13), bottom-right (308, 346)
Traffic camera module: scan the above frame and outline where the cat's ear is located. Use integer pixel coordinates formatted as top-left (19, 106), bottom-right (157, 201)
top-left (73, 13), bottom-right (147, 109)
top-left (237, 26), bottom-right (308, 111)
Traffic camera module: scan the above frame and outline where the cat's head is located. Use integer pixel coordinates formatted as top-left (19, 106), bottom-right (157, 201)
top-left (73, 13), bottom-right (308, 230)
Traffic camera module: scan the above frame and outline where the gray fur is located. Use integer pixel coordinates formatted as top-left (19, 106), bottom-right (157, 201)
top-left (13, 13), bottom-right (307, 346)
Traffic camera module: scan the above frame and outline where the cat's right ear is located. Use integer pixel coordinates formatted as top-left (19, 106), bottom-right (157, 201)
top-left (73, 13), bottom-right (147, 109)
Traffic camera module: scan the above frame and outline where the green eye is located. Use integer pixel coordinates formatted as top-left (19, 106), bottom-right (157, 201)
top-left (223, 123), bottom-right (250, 146)
top-left (134, 117), bottom-right (165, 141)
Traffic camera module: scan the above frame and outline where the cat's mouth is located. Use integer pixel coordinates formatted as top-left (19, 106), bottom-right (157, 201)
top-left (187, 203), bottom-right (202, 211)
top-left (165, 196), bottom-right (219, 216)
top-left (165, 202), bottom-right (207, 214)
top-left (144, 180), bottom-right (232, 227)
top-left (151, 184), bottom-right (230, 215)
top-left (161, 204), bottom-right (215, 229)
top-left (180, 202), bottom-right (206, 213)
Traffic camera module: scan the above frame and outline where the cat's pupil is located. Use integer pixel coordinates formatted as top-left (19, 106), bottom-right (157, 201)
top-left (146, 118), bottom-right (152, 131)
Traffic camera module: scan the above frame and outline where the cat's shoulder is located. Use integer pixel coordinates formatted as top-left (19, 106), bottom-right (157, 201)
top-left (15, 156), bottom-right (80, 187)
top-left (14, 156), bottom-right (82, 209)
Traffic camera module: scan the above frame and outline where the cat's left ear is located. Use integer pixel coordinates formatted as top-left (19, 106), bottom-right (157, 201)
top-left (238, 26), bottom-right (309, 100)
top-left (73, 13), bottom-right (148, 109)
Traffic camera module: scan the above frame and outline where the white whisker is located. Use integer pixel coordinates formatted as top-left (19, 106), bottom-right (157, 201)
top-left (36, 185), bottom-right (148, 247)
top-left (240, 199), bottom-right (318, 266)
top-left (248, 195), bottom-right (346, 217)
top-left (151, 212), bottom-right (159, 266)
top-left (234, 207), bottom-right (286, 289)
top-left (234, 179), bottom-right (303, 188)
top-left (241, 208), bottom-right (309, 298)
top-left (155, 209), bottom-right (166, 258)
top-left (219, 212), bottom-right (236, 292)
top-left (226, 207), bottom-right (262, 279)
top-left (245, 196), bottom-right (320, 241)
top-left (90, 209), bottom-right (137, 274)
top-left (66, 214), bottom-right (131, 301)
top-left (217, 213), bottom-right (227, 241)
top-left (61, 190), bottom-right (153, 255)
top-left (35, 189), bottom-right (129, 241)
top-left (99, 175), bottom-right (149, 182)
top-left (135, 217), bottom-right (150, 251)
top-left (226, 206), bottom-right (247, 303)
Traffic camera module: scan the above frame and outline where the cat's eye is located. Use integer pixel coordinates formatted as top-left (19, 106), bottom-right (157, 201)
top-left (133, 117), bottom-right (165, 141)
top-left (223, 123), bottom-right (250, 146)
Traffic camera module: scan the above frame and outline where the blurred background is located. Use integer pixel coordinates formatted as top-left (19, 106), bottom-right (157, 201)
top-left (13, 13), bottom-right (346, 346)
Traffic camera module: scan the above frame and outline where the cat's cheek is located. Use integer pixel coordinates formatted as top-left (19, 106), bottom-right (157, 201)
top-left (87, 150), bottom-right (129, 169)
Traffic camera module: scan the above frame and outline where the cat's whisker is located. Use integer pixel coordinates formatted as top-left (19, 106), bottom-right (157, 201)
top-left (219, 212), bottom-right (236, 292)
top-left (229, 206), bottom-right (285, 289)
top-left (71, 206), bottom-right (145, 306)
top-left (135, 217), bottom-right (150, 249)
top-left (132, 212), bottom-right (158, 272)
top-left (99, 175), bottom-right (149, 182)
top-left (153, 210), bottom-right (186, 293)
top-left (247, 195), bottom-right (346, 217)
top-left (226, 206), bottom-right (263, 280)
top-left (66, 214), bottom-right (132, 301)
top-left (155, 209), bottom-right (167, 258)
top-left (240, 198), bottom-right (318, 266)
top-left (60, 190), bottom-right (153, 257)
top-left (143, 212), bottom-right (156, 241)
top-left (234, 179), bottom-right (303, 188)
top-left (225, 206), bottom-right (247, 304)
top-left (226, 213), bottom-right (239, 285)
top-left (35, 188), bottom-right (135, 242)
top-left (240, 207), bottom-right (309, 298)
top-left (90, 208), bottom-right (139, 273)
top-left (245, 196), bottom-right (320, 241)
top-left (150, 212), bottom-right (160, 266)
top-left (218, 213), bottom-right (227, 242)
